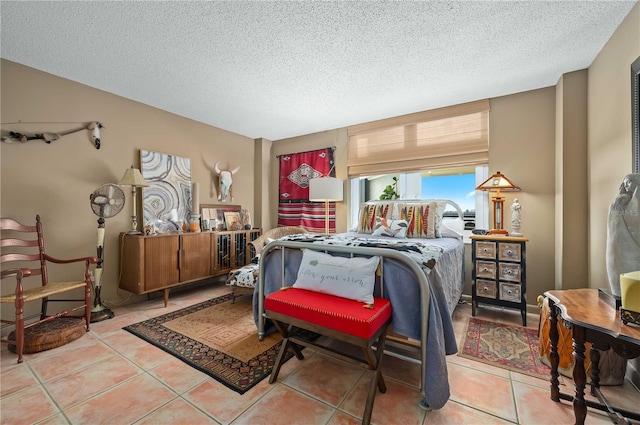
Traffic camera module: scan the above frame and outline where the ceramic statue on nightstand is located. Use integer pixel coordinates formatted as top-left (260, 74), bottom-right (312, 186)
top-left (606, 173), bottom-right (640, 298)
top-left (510, 198), bottom-right (523, 237)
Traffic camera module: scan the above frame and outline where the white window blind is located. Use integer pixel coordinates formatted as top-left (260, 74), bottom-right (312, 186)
top-left (347, 99), bottom-right (490, 177)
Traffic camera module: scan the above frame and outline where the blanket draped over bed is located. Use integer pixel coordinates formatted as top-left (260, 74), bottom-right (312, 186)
top-left (252, 233), bottom-right (462, 409)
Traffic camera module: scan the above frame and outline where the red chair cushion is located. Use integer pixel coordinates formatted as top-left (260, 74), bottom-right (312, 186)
top-left (265, 288), bottom-right (392, 339)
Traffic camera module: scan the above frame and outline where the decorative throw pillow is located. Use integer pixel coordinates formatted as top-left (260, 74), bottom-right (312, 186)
top-left (371, 217), bottom-right (409, 238)
top-left (292, 249), bottom-right (380, 304)
top-left (356, 203), bottom-right (394, 234)
top-left (397, 202), bottom-right (441, 239)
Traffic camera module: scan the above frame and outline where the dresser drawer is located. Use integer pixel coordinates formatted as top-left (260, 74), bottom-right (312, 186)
top-left (475, 241), bottom-right (497, 259)
top-left (499, 282), bottom-right (522, 302)
top-left (499, 263), bottom-right (522, 282)
top-left (476, 261), bottom-right (496, 279)
top-left (475, 279), bottom-right (497, 299)
top-left (498, 243), bottom-right (522, 262)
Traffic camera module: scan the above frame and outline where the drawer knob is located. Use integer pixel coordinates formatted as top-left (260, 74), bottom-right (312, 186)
top-left (506, 250), bottom-right (513, 255)
top-left (507, 289), bottom-right (513, 294)
top-left (482, 286), bottom-right (489, 292)
top-left (481, 267), bottom-right (488, 271)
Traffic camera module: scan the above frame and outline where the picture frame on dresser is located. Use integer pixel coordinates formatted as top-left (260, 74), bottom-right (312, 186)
top-left (200, 204), bottom-right (241, 231)
top-left (224, 211), bottom-right (242, 231)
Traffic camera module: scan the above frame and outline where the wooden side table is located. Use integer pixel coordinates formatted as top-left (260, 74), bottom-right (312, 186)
top-left (544, 289), bottom-right (640, 425)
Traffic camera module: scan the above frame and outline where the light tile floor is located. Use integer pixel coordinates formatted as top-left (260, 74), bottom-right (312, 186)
top-left (1, 281), bottom-right (638, 425)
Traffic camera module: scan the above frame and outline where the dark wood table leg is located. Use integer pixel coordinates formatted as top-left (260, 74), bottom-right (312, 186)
top-left (572, 325), bottom-right (588, 425)
top-left (589, 346), bottom-right (600, 397)
top-left (549, 298), bottom-right (561, 402)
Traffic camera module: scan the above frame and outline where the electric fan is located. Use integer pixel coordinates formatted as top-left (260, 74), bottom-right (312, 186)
top-left (89, 183), bottom-right (125, 322)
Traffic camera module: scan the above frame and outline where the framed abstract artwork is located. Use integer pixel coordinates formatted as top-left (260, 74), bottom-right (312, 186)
top-left (140, 149), bottom-right (191, 233)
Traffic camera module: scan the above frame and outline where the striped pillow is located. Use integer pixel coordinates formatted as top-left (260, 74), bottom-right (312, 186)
top-left (397, 202), bottom-right (441, 239)
top-left (356, 203), bottom-right (394, 234)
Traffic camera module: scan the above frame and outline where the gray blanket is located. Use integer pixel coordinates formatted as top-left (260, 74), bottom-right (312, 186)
top-left (253, 234), bottom-right (463, 409)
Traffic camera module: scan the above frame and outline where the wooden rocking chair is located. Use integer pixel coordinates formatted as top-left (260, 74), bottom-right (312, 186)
top-left (1, 215), bottom-right (98, 363)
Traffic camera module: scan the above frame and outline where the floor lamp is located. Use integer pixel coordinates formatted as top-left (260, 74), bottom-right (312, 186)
top-left (309, 177), bottom-right (343, 234)
top-left (475, 171), bottom-right (520, 235)
top-left (118, 166), bottom-right (149, 233)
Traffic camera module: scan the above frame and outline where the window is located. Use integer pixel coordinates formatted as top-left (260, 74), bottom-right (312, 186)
top-left (349, 165), bottom-right (489, 240)
top-left (346, 99), bottom-right (490, 237)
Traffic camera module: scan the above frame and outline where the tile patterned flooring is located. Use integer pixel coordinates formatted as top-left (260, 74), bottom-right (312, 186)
top-left (1, 282), bottom-right (638, 425)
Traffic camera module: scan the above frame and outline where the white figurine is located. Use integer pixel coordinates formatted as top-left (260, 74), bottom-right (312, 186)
top-left (511, 198), bottom-right (523, 236)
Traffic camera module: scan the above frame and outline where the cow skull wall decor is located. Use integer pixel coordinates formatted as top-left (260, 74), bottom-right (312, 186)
top-left (214, 161), bottom-right (240, 202)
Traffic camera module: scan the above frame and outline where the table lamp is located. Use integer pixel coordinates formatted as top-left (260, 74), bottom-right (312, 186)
top-left (309, 177), bottom-right (343, 234)
top-left (118, 166), bottom-right (149, 233)
top-left (476, 171), bottom-right (520, 235)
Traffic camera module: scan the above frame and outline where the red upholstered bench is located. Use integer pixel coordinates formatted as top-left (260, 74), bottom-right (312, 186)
top-left (265, 287), bottom-right (392, 425)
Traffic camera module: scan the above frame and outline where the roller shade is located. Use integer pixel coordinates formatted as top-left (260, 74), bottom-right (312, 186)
top-left (347, 99), bottom-right (490, 177)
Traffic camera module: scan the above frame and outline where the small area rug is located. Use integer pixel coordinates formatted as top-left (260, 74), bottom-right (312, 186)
top-left (458, 317), bottom-right (551, 380)
top-left (123, 293), bottom-right (290, 394)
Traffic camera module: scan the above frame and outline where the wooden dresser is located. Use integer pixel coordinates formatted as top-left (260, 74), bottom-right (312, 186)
top-left (470, 235), bottom-right (528, 325)
top-left (119, 229), bottom-right (261, 306)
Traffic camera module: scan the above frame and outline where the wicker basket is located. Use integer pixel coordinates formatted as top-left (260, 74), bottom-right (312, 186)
top-left (8, 317), bottom-right (87, 354)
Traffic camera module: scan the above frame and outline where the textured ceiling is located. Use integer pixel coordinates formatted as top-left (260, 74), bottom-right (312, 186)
top-left (1, 1), bottom-right (636, 141)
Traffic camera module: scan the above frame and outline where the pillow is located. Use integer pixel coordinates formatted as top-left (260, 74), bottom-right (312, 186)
top-left (397, 202), bottom-right (441, 239)
top-left (371, 217), bottom-right (409, 238)
top-left (441, 217), bottom-right (465, 238)
top-left (292, 249), bottom-right (380, 304)
top-left (356, 203), bottom-right (394, 234)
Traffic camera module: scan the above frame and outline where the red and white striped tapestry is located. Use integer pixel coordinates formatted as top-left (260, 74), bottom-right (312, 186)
top-left (277, 147), bottom-right (336, 233)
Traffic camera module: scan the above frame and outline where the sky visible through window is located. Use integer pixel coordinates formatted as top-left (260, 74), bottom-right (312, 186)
top-left (421, 174), bottom-right (476, 213)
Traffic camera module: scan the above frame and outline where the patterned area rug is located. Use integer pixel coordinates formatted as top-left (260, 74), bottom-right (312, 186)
top-left (458, 317), bottom-right (551, 380)
top-left (124, 293), bottom-right (291, 394)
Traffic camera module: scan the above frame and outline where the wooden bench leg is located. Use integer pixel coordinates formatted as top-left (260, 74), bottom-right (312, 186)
top-left (269, 321), bottom-right (304, 384)
top-left (362, 326), bottom-right (389, 425)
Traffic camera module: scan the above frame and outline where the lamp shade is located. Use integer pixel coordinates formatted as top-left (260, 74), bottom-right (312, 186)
top-left (309, 177), bottom-right (343, 201)
top-left (476, 171), bottom-right (520, 192)
top-left (118, 166), bottom-right (149, 187)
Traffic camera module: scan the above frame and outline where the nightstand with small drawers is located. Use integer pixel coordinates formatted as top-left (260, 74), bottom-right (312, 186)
top-left (470, 235), bottom-right (528, 326)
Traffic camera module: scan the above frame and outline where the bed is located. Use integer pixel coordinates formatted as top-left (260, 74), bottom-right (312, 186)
top-left (253, 199), bottom-right (466, 410)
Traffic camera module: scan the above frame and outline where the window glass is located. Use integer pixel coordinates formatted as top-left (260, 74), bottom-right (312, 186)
top-left (421, 172), bottom-right (476, 230)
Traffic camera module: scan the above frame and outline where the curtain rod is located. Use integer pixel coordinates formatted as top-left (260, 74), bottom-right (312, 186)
top-left (275, 145), bottom-right (336, 158)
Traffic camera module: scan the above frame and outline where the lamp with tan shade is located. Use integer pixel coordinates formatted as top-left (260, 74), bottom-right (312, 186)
top-left (475, 171), bottom-right (520, 235)
top-left (118, 166), bottom-right (149, 233)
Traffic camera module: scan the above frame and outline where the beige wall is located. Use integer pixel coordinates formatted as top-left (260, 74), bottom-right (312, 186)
top-left (555, 70), bottom-right (589, 290)
top-left (588, 2), bottom-right (640, 289)
top-left (489, 87), bottom-right (557, 304)
top-left (0, 59), bottom-right (255, 316)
